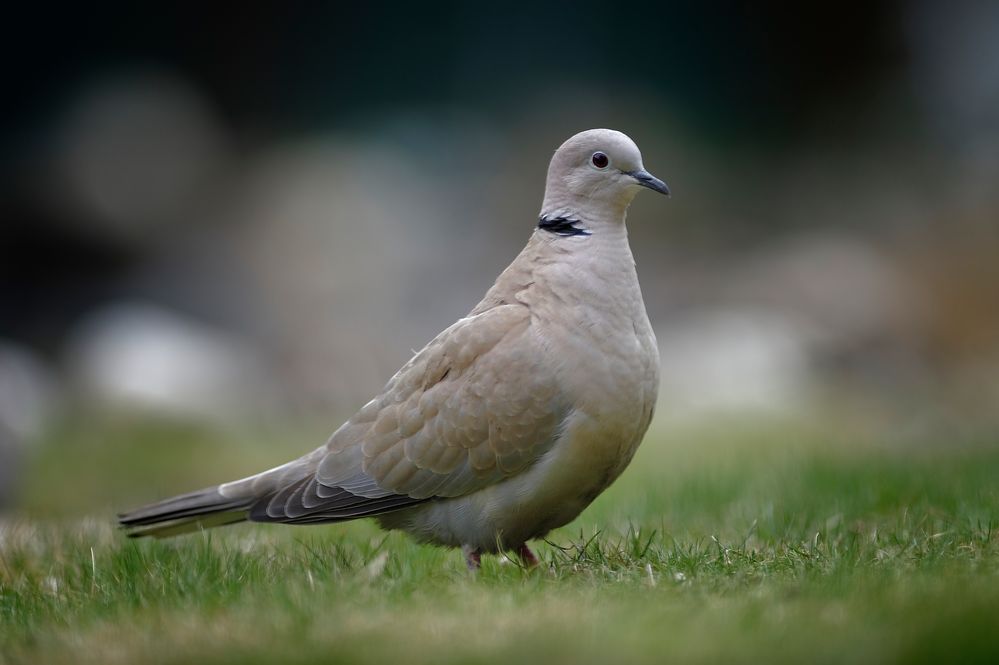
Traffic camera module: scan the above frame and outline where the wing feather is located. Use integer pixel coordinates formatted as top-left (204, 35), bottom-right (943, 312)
top-left (251, 304), bottom-right (565, 525)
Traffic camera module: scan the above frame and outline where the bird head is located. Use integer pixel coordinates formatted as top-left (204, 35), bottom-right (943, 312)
top-left (542, 129), bottom-right (669, 221)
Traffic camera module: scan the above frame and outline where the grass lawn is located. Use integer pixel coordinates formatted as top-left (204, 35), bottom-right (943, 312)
top-left (2, 417), bottom-right (998, 664)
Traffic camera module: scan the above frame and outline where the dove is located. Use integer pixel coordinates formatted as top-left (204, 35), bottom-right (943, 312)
top-left (119, 128), bottom-right (669, 570)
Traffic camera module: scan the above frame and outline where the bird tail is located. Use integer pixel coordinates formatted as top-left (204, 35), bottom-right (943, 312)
top-left (118, 486), bottom-right (255, 538)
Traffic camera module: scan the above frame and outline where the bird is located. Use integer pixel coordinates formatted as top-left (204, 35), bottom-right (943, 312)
top-left (119, 128), bottom-right (669, 570)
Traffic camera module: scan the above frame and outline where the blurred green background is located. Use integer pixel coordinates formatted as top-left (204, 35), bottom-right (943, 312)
top-left (2, 2), bottom-right (998, 515)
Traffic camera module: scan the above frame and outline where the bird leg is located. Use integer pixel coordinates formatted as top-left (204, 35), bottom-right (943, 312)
top-left (463, 544), bottom-right (481, 572)
top-left (516, 543), bottom-right (539, 569)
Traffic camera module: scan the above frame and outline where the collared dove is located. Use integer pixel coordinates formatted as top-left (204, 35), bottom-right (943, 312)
top-left (120, 128), bottom-right (669, 569)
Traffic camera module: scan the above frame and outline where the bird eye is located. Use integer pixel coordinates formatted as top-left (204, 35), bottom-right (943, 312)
top-left (591, 152), bottom-right (609, 169)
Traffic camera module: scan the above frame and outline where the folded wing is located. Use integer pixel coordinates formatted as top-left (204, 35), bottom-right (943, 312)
top-left (249, 304), bottom-right (566, 524)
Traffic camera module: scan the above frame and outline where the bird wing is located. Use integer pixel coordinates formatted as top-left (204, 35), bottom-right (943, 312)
top-left (250, 302), bottom-right (567, 523)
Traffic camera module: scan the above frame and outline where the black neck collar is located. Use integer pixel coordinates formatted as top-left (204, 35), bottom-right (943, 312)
top-left (538, 215), bottom-right (590, 237)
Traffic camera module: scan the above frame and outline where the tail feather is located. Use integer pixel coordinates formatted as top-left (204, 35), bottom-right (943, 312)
top-left (118, 464), bottom-right (424, 538)
top-left (118, 486), bottom-right (253, 538)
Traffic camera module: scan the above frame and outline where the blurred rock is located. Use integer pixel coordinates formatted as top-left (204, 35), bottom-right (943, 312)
top-left (657, 307), bottom-right (812, 420)
top-left (49, 72), bottom-right (230, 247)
top-left (227, 137), bottom-right (492, 411)
top-left (0, 341), bottom-right (59, 509)
top-left (0, 423), bottom-right (19, 510)
top-left (0, 340), bottom-right (59, 440)
top-left (653, 231), bottom-right (933, 421)
top-left (725, 230), bottom-right (932, 401)
top-left (735, 231), bottom-right (914, 346)
top-left (66, 302), bottom-right (267, 423)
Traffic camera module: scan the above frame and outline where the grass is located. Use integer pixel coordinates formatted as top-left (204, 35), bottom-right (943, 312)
top-left (2, 416), bottom-right (998, 664)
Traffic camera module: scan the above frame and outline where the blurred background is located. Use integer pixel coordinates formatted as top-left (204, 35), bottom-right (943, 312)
top-left (2, 2), bottom-right (998, 513)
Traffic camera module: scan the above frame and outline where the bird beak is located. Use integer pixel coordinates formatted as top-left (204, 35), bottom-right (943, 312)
top-left (627, 169), bottom-right (671, 197)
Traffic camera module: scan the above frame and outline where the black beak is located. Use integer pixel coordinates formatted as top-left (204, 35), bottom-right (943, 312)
top-left (627, 169), bottom-right (670, 196)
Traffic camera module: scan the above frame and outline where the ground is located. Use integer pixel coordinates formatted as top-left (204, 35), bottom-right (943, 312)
top-left (1, 417), bottom-right (998, 664)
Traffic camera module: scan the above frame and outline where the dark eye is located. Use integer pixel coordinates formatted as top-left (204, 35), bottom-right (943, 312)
top-left (591, 152), bottom-right (609, 169)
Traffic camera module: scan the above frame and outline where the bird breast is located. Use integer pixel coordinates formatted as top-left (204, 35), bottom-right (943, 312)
top-left (523, 233), bottom-right (660, 494)
top-left (528, 233), bottom-right (659, 420)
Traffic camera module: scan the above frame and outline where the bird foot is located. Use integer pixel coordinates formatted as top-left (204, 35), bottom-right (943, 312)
top-left (516, 543), bottom-right (539, 569)
top-left (463, 545), bottom-right (481, 571)
top-left (463, 544), bottom-right (538, 571)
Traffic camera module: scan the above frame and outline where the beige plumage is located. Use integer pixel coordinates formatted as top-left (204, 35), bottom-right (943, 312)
top-left (120, 128), bottom-right (669, 569)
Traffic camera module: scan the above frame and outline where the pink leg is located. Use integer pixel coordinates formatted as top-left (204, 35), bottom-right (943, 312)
top-left (463, 545), bottom-right (481, 571)
top-left (516, 543), bottom-right (539, 569)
